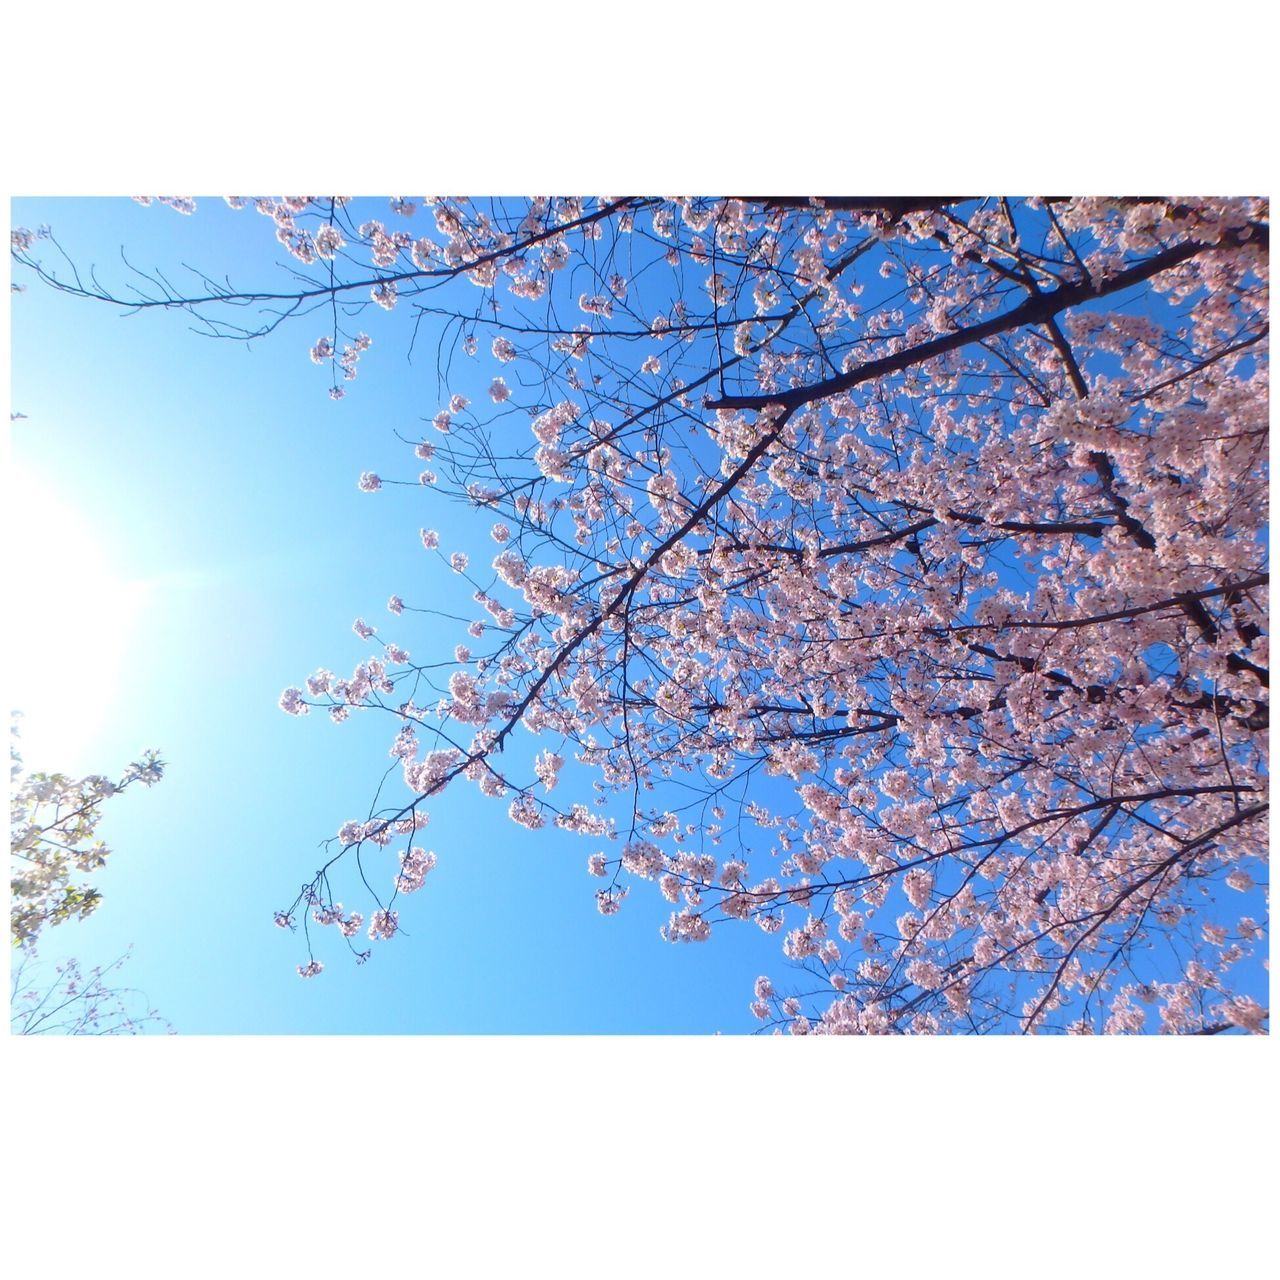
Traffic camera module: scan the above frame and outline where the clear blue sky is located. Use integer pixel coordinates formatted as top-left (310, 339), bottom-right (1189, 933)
top-left (9, 196), bottom-right (792, 1033)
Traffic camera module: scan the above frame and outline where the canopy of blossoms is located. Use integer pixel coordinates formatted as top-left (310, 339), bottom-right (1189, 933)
top-left (14, 197), bottom-right (1268, 1033)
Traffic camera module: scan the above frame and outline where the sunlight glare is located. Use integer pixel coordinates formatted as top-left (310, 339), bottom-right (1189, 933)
top-left (5, 462), bottom-right (150, 772)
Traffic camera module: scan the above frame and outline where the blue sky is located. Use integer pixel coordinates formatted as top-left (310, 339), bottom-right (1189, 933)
top-left (9, 196), bottom-right (796, 1033)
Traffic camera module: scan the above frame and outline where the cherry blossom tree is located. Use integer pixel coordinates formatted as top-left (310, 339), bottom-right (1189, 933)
top-left (10, 946), bottom-right (172, 1035)
top-left (9, 717), bottom-right (169, 1033)
top-left (10, 714), bottom-right (165, 947)
top-left (13, 197), bottom-right (1269, 1034)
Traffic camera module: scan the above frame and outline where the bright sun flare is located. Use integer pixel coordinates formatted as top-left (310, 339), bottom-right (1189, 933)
top-left (5, 460), bottom-right (150, 772)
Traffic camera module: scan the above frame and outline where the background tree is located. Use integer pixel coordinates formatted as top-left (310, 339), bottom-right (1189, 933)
top-left (10, 945), bottom-right (173, 1035)
top-left (13, 197), bottom-right (1269, 1034)
top-left (10, 713), bottom-right (165, 947)
top-left (9, 716), bottom-right (168, 1033)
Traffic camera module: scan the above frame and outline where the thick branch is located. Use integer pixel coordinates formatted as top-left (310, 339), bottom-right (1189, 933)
top-left (706, 227), bottom-right (1260, 412)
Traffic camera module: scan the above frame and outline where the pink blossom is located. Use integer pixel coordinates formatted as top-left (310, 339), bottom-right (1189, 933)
top-left (534, 750), bottom-right (564, 792)
top-left (509, 794), bottom-right (545, 830)
top-left (396, 847), bottom-right (438, 893)
top-left (279, 687), bottom-right (309, 716)
top-left (1219, 996), bottom-right (1267, 1034)
top-left (314, 225), bottom-right (345, 258)
top-left (596, 889), bottom-right (625, 916)
top-left (368, 909), bottom-right (399, 941)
